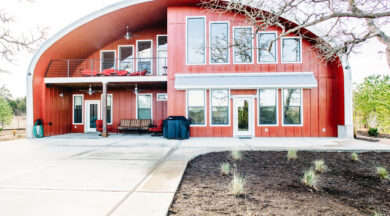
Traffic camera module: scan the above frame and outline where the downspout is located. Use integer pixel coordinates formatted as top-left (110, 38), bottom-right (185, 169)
top-left (338, 56), bottom-right (354, 139)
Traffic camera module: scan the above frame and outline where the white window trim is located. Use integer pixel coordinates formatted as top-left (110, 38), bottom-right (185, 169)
top-left (257, 31), bottom-right (278, 64)
top-left (281, 37), bottom-right (303, 64)
top-left (185, 16), bottom-right (207, 66)
top-left (156, 34), bottom-right (168, 76)
top-left (101, 94), bottom-right (113, 125)
top-left (232, 26), bottom-right (254, 64)
top-left (136, 39), bottom-right (153, 75)
top-left (72, 94), bottom-right (84, 125)
top-left (136, 93), bottom-right (153, 120)
top-left (186, 89), bottom-right (207, 127)
top-left (156, 93), bottom-right (167, 101)
top-left (209, 89), bottom-right (231, 127)
top-left (118, 45), bottom-right (135, 72)
top-left (257, 89), bottom-right (279, 127)
top-left (100, 50), bottom-right (117, 72)
top-left (209, 21), bottom-right (230, 65)
top-left (281, 88), bottom-right (303, 126)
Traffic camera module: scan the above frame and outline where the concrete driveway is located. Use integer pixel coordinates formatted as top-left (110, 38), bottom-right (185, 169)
top-left (0, 134), bottom-right (179, 216)
top-left (0, 134), bottom-right (389, 216)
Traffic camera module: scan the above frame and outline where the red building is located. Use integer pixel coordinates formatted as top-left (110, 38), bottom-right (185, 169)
top-left (26, 0), bottom-right (353, 138)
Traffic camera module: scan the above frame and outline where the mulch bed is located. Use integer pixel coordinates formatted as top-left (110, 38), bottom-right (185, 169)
top-left (169, 151), bottom-right (390, 216)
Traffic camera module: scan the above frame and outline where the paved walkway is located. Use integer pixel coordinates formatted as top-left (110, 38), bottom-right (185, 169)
top-left (0, 134), bottom-right (389, 216)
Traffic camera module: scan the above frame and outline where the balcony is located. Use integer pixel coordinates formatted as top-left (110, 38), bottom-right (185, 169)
top-left (44, 57), bottom-right (168, 84)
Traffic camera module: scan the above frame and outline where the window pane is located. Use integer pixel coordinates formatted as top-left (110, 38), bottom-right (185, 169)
top-left (188, 107), bottom-right (205, 124)
top-left (258, 33), bottom-right (277, 62)
top-left (119, 46), bottom-right (134, 72)
top-left (282, 38), bottom-right (301, 62)
top-left (138, 108), bottom-right (151, 119)
top-left (74, 96), bottom-right (82, 124)
top-left (187, 18), bottom-right (205, 64)
top-left (260, 107), bottom-right (276, 125)
top-left (212, 90), bottom-right (229, 106)
top-left (234, 27), bottom-right (252, 63)
top-left (210, 23), bottom-right (228, 63)
top-left (212, 106), bottom-right (229, 125)
top-left (188, 90), bottom-right (204, 106)
top-left (283, 89), bottom-right (301, 106)
top-left (138, 95), bottom-right (151, 108)
top-left (283, 106), bottom-right (300, 124)
top-left (107, 95), bottom-right (112, 124)
top-left (137, 41), bottom-right (152, 73)
top-left (74, 96), bottom-right (82, 106)
top-left (259, 89), bottom-right (276, 106)
top-left (102, 51), bottom-right (115, 70)
top-left (158, 35), bottom-right (167, 50)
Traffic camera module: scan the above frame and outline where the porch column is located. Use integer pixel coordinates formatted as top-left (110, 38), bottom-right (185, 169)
top-left (102, 81), bottom-right (108, 138)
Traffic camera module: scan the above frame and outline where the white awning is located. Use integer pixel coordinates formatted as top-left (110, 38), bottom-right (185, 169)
top-left (174, 72), bottom-right (318, 89)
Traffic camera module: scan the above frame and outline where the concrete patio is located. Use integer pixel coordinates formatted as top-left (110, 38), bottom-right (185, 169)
top-left (0, 134), bottom-right (389, 216)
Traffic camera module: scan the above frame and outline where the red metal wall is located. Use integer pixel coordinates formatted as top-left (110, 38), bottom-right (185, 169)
top-left (167, 6), bottom-right (345, 137)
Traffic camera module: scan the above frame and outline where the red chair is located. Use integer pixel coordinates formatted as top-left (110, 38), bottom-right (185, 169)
top-left (115, 70), bottom-right (128, 76)
top-left (129, 70), bottom-right (148, 76)
top-left (96, 120), bottom-right (113, 134)
top-left (81, 69), bottom-right (99, 76)
top-left (149, 120), bottom-right (163, 134)
top-left (102, 68), bottom-right (115, 76)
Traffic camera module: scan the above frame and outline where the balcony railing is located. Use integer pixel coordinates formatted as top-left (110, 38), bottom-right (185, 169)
top-left (45, 57), bottom-right (168, 78)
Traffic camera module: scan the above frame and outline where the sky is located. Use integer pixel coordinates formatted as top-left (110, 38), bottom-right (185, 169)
top-left (0, 0), bottom-right (389, 98)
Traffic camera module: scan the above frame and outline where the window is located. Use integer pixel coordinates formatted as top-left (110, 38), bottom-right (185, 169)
top-left (157, 93), bottom-right (167, 101)
top-left (258, 32), bottom-right (277, 63)
top-left (137, 40), bottom-right (153, 74)
top-left (282, 37), bottom-right (302, 63)
top-left (233, 27), bottom-right (253, 64)
top-left (157, 35), bottom-right (168, 75)
top-left (73, 95), bottom-right (83, 124)
top-left (118, 46), bottom-right (134, 73)
top-left (186, 17), bottom-right (206, 64)
top-left (101, 50), bottom-right (116, 72)
top-left (259, 89), bottom-right (277, 125)
top-left (101, 94), bottom-right (113, 124)
top-left (137, 94), bottom-right (152, 120)
top-left (187, 90), bottom-right (205, 125)
top-left (283, 89), bottom-right (302, 125)
top-left (210, 22), bottom-right (229, 64)
top-left (211, 90), bottom-right (229, 125)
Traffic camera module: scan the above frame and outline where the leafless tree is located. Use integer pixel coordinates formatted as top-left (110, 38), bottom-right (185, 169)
top-left (0, 1), bottom-right (47, 73)
top-left (201, 0), bottom-right (390, 67)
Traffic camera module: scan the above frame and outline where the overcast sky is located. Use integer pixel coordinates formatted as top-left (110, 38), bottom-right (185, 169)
top-left (0, 0), bottom-right (389, 98)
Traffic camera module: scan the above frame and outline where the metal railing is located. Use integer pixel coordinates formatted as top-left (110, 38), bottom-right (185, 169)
top-left (45, 57), bottom-right (168, 78)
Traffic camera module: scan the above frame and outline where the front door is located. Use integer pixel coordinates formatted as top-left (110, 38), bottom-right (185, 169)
top-left (85, 100), bottom-right (100, 132)
top-left (233, 96), bottom-right (254, 137)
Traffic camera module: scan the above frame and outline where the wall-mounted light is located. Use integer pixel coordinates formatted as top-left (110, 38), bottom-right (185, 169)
top-left (88, 85), bottom-right (93, 96)
top-left (59, 92), bottom-right (64, 98)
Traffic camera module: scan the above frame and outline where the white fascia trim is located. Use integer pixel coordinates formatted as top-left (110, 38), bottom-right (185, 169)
top-left (209, 21), bottom-right (230, 65)
top-left (44, 76), bottom-right (167, 84)
top-left (175, 72), bottom-right (314, 77)
top-left (281, 88), bottom-right (304, 127)
top-left (26, 0), bottom-right (153, 138)
top-left (209, 89), bottom-right (231, 127)
top-left (185, 16), bottom-right (207, 66)
top-left (256, 31), bottom-right (278, 64)
top-left (232, 26), bottom-right (255, 64)
top-left (176, 84), bottom-right (317, 90)
top-left (281, 37), bottom-right (303, 64)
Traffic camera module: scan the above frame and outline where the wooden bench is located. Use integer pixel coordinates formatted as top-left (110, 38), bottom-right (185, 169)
top-left (117, 119), bottom-right (152, 134)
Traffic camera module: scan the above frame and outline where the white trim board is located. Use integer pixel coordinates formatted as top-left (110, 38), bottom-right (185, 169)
top-left (44, 76), bottom-right (167, 84)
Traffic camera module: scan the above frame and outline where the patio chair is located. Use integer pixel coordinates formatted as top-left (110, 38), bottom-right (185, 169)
top-left (149, 120), bottom-right (163, 136)
top-left (129, 70), bottom-right (147, 76)
top-left (95, 120), bottom-right (113, 135)
top-left (101, 68), bottom-right (115, 76)
top-left (80, 69), bottom-right (100, 76)
top-left (117, 119), bottom-right (131, 135)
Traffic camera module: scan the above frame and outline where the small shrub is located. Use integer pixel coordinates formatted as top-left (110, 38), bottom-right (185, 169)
top-left (0, 127), bottom-right (3, 132)
top-left (351, 152), bottom-right (359, 161)
top-left (314, 159), bottom-right (327, 173)
top-left (230, 173), bottom-right (245, 195)
top-left (231, 150), bottom-right (242, 160)
top-left (368, 127), bottom-right (379, 137)
top-left (302, 169), bottom-right (318, 189)
top-left (377, 166), bottom-right (389, 180)
top-left (220, 162), bottom-right (230, 175)
top-left (373, 212), bottom-right (384, 216)
top-left (287, 149), bottom-right (298, 161)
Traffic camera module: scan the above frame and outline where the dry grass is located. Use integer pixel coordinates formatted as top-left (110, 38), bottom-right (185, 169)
top-left (302, 168), bottom-right (318, 190)
top-left (231, 150), bottom-right (243, 161)
top-left (314, 159), bottom-right (327, 173)
top-left (220, 162), bottom-right (230, 175)
top-left (351, 152), bottom-right (359, 161)
top-left (230, 172), bottom-right (245, 195)
top-left (287, 149), bottom-right (298, 161)
top-left (377, 166), bottom-right (389, 180)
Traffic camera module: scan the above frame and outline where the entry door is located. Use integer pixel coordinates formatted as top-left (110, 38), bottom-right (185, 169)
top-left (233, 97), bottom-right (254, 137)
top-left (85, 100), bottom-right (100, 132)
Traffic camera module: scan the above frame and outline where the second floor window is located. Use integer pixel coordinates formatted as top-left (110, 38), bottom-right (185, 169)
top-left (258, 32), bottom-right (277, 63)
top-left (101, 50), bottom-right (115, 71)
top-left (187, 17), bottom-right (206, 64)
top-left (210, 22), bottom-right (229, 64)
top-left (137, 40), bottom-right (153, 74)
top-left (233, 27), bottom-right (253, 64)
top-left (282, 37), bottom-right (302, 63)
top-left (119, 46), bottom-right (134, 72)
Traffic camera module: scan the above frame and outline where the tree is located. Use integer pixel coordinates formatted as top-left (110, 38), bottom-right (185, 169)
top-left (0, 96), bottom-right (13, 128)
top-left (354, 75), bottom-right (390, 133)
top-left (201, 0), bottom-right (390, 67)
top-left (0, 85), bottom-right (12, 100)
top-left (0, 1), bottom-right (47, 73)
